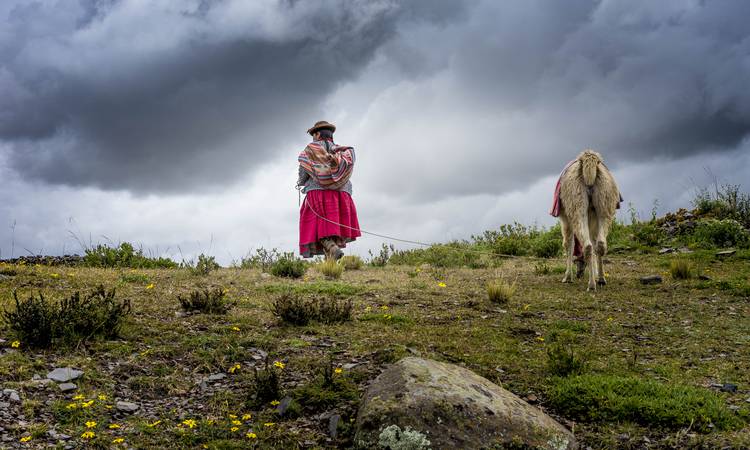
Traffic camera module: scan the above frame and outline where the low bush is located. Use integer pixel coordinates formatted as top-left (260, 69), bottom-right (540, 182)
top-left (178, 288), bottom-right (236, 314)
top-left (270, 255), bottom-right (306, 279)
top-left (271, 293), bottom-right (352, 326)
top-left (487, 280), bottom-right (516, 304)
top-left (293, 358), bottom-right (358, 411)
top-left (3, 286), bottom-right (131, 348)
top-left (546, 334), bottom-right (587, 377)
top-left (691, 219), bottom-right (749, 249)
top-left (548, 374), bottom-right (742, 432)
top-left (83, 242), bottom-right (178, 268)
top-left (339, 255), bottom-right (364, 270)
top-left (369, 244), bottom-right (394, 267)
top-left (189, 254), bottom-right (220, 275)
top-left (669, 259), bottom-right (692, 280)
top-left (252, 358), bottom-right (283, 407)
top-left (317, 260), bottom-right (344, 279)
top-left (239, 247), bottom-right (284, 272)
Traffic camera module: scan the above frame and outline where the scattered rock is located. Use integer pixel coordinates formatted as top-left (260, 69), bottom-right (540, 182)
top-left (3, 390), bottom-right (20, 403)
top-left (328, 413), bottom-right (341, 439)
top-left (116, 401), bottom-right (139, 413)
top-left (58, 383), bottom-right (77, 392)
top-left (640, 275), bottom-right (662, 285)
top-left (721, 383), bottom-right (738, 393)
top-left (0, 402), bottom-right (10, 409)
top-left (276, 396), bottom-right (293, 417)
top-left (355, 357), bottom-right (577, 450)
top-left (260, 273), bottom-right (272, 279)
top-left (526, 393), bottom-right (538, 404)
top-left (698, 274), bottom-right (712, 281)
top-left (343, 363), bottom-right (358, 370)
top-left (47, 368), bottom-right (83, 383)
top-left (207, 373), bottom-right (226, 382)
top-left (716, 250), bottom-right (736, 258)
top-left (658, 248), bottom-right (675, 255)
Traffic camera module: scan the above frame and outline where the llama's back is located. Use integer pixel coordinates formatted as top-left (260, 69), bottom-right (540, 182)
top-left (591, 163), bottom-right (620, 217)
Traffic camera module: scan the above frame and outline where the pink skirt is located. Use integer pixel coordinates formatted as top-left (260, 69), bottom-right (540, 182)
top-left (299, 190), bottom-right (361, 257)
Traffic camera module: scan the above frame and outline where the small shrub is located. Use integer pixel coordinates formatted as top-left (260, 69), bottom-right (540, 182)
top-left (369, 243), bottom-right (394, 267)
top-left (377, 425), bottom-right (431, 450)
top-left (178, 288), bottom-right (236, 314)
top-left (534, 262), bottom-right (551, 275)
top-left (270, 255), bottom-right (306, 279)
top-left (691, 219), bottom-right (749, 249)
top-left (487, 280), bottom-right (516, 304)
top-left (340, 255), bottom-right (364, 270)
top-left (3, 286), bottom-right (131, 348)
top-left (669, 259), bottom-right (692, 280)
top-left (271, 293), bottom-right (352, 325)
top-left (119, 272), bottom-right (150, 284)
top-left (315, 297), bottom-right (353, 324)
top-left (546, 337), bottom-right (586, 377)
top-left (272, 293), bottom-right (316, 326)
top-left (549, 374), bottom-right (742, 432)
top-left (631, 222), bottom-right (664, 247)
top-left (531, 227), bottom-right (562, 258)
top-left (317, 260), bottom-right (344, 279)
top-left (239, 247), bottom-right (283, 272)
top-left (252, 358), bottom-right (283, 406)
top-left (3, 291), bottom-right (56, 348)
top-left (83, 242), bottom-right (177, 268)
top-left (293, 356), bottom-right (359, 411)
top-left (190, 254), bottom-right (220, 275)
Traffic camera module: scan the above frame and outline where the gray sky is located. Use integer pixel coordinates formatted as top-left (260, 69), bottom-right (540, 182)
top-left (1, 0), bottom-right (749, 263)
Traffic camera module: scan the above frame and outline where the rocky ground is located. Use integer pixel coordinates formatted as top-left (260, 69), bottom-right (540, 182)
top-left (1, 249), bottom-right (749, 449)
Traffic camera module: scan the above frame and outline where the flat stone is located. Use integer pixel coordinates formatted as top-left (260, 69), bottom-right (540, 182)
top-left (343, 363), bottom-right (358, 370)
top-left (721, 383), bottom-right (738, 393)
top-left (698, 274), bottom-right (712, 281)
top-left (8, 392), bottom-right (20, 403)
top-left (328, 414), bottom-right (341, 439)
top-left (658, 248), bottom-right (675, 254)
top-left (116, 401), bottom-right (139, 412)
top-left (0, 402), bottom-right (10, 409)
top-left (207, 373), bottom-right (226, 382)
top-left (716, 250), bottom-right (736, 257)
top-left (640, 275), bottom-right (662, 285)
top-left (276, 396), bottom-right (293, 417)
top-left (47, 368), bottom-right (83, 383)
top-left (355, 357), bottom-right (577, 449)
top-left (58, 383), bottom-right (77, 392)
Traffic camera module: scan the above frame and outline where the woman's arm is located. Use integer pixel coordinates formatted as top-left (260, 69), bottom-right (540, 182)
top-left (297, 165), bottom-right (310, 187)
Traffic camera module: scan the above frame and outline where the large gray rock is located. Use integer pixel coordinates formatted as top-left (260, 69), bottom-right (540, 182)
top-left (355, 357), bottom-right (576, 450)
top-left (47, 368), bottom-right (83, 383)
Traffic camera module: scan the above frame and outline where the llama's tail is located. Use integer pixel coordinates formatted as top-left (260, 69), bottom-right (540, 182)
top-left (580, 150), bottom-right (600, 187)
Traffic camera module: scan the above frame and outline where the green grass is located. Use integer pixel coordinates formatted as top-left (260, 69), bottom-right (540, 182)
top-left (549, 374), bottom-right (743, 432)
top-left (1, 250), bottom-right (749, 448)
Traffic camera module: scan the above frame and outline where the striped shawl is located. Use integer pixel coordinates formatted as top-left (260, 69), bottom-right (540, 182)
top-left (298, 142), bottom-right (355, 191)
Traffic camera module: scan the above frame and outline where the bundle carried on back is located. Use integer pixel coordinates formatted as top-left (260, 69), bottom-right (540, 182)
top-left (298, 142), bottom-right (355, 191)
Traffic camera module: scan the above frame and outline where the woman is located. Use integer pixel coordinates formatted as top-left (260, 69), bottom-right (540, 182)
top-left (297, 121), bottom-right (361, 260)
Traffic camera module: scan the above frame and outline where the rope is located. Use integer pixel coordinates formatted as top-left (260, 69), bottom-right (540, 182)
top-left (300, 192), bottom-right (535, 259)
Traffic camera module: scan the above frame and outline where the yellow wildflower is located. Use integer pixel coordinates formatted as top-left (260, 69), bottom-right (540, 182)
top-left (270, 400), bottom-right (280, 406)
top-left (147, 420), bottom-right (161, 427)
top-left (229, 363), bottom-right (241, 374)
top-left (112, 438), bottom-right (125, 444)
top-left (523, 304), bottom-right (530, 311)
top-left (20, 436), bottom-right (32, 443)
top-left (81, 431), bottom-right (95, 439)
top-left (231, 326), bottom-right (240, 332)
top-left (81, 400), bottom-right (94, 408)
top-left (66, 403), bottom-right (77, 410)
top-left (607, 317), bottom-right (614, 322)
top-left (263, 422), bottom-right (275, 427)
top-left (85, 421), bottom-right (97, 428)
top-left (182, 419), bottom-right (197, 429)
top-left (98, 394), bottom-right (108, 401)
top-left (230, 427), bottom-right (239, 432)
top-left (242, 414), bottom-right (252, 421)
top-left (11, 340), bottom-right (20, 348)
top-left (273, 360), bottom-right (285, 369)
top-left (51, 273), bottom-right (60, 278)
top-left (437, 282), bottom-right (447, 288)
top-left (380, 305), bottom-right (389, 310)
top-left (334, 368), bottom-right (343, 374)
top-left (228, 414), bottom-right (238, 419)
top-left (109, 424), bottom-right (121, 429)
top-left (145, 283), bottom-right (154, 289)
top-left (536, 336), bottom-right (545, 342)
top-left (231, 420), bottom-right (242, 426)
top-left (72, 394), bottom-right (85, 400)
top-left (246, 432), bottom-right (257, 439)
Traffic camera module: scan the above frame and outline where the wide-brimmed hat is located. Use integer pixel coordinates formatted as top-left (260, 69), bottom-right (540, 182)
top-left (307, 120), bottom-right (336, 135)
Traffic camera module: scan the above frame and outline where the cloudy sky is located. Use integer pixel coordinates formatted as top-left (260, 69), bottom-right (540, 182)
top-left (1, 0), bottom-right (749, 263)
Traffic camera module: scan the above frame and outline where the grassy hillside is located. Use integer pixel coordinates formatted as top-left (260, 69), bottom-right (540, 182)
top-left (1, 187), bottom-right (750, 449)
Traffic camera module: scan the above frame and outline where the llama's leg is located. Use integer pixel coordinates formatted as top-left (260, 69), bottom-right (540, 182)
top-left (560, 216), bottom-right (574, 283)
top-left (596, 216), bottom-right (612, 286)
top-left (576, 212), bottom-right (596, 291)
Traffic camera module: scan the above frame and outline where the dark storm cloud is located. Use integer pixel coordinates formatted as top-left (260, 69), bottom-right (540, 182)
top-left (0, 0), bottom-right (467, 192)
top-left (350, 0), bottom-right (750, 200)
